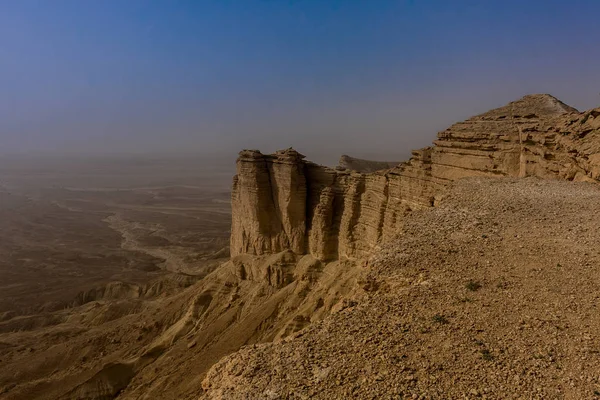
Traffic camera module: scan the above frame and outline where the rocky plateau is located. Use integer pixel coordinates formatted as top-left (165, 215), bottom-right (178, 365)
top-left (202, 94), bottom-right (600, 399)
top-left (231, 94), bottom-right (600, 262)
top-left (4, 94), bottom-right (600, 399)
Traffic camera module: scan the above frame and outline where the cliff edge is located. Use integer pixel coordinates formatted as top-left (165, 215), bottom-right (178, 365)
top-left (231, 94), bottom-right (600, 262)
top-left (205, 177), bottom-right (600, 399)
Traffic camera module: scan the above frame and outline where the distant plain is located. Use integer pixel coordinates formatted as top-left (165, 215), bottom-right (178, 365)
top-left (0, 155), bottom-right (233, 316)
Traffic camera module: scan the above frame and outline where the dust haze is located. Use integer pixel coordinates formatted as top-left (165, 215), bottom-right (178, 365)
top-left (3, 0), bottom-right (600, 398)
top-left (0, 156), bottom-right (235, 314)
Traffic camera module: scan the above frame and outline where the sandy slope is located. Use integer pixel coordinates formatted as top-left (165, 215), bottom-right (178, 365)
top-left (203, 177), bottom-right (600, 399)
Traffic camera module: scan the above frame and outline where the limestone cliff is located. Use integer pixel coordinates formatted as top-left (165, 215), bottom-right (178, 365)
top-left (230, 149), bottom-right (307, 256)
top-left (231, 94), bottom-right (600, 261)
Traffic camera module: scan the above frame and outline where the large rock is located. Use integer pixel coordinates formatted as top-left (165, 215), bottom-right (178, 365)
top-left (230, 148), bottom-right (307, 256)
top-left (230, 94), bottom-right (600, 261)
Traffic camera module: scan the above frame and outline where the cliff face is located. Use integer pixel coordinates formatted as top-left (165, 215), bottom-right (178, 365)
top-left (205, 177), bottom-right (600, 400)
top-left (231, 94), bottom-right (600, 261)
top-left (230, 149), bottom-right (307, 256)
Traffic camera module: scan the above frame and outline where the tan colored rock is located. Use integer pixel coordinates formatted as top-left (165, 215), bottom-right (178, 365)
top-left (203, 177), bottom-right (600, 400)
top-left (230, 148), bottom-right (307, 256)
top-left (231, 94), bottom-right (600, 262)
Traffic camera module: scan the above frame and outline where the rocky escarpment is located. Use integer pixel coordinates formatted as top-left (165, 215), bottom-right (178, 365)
top-left (205, 177), bottom-right (600, 399)
top-left (8, 94), bottom-right (599, 400)
top-left (231, 94), bottom-right (600, 261)
top-left (231, 150), bottom-right (401, 260)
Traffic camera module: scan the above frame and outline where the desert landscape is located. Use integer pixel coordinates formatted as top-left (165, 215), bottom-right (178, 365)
top-left (0, 156), bottom-right (233, 398)
top-left (5, 1), bottom-right (600, 398)
top-left (2, 94), bottom-right (600, 399)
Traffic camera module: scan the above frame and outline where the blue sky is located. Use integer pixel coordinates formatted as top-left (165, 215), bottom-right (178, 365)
top-left (1, 0), bottom-right (599, 161)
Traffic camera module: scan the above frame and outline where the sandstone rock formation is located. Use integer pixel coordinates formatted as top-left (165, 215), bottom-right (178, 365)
top-left (204, 177), bottom-right (600, 399)
top-left (231, 94), bottom-right (600, 262)
top-left (231, 149), bottom-right (307, 257)
top-left (5, 94), bottom-right (600, 400)
top-left (127, 94), bottom-right (600, 399)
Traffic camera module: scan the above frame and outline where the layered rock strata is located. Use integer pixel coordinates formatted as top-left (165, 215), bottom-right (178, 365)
top-left (231, 94), bottom-right (600, 261)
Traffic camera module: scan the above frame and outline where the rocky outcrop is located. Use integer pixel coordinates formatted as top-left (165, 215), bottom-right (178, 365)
top-left (204, 177), bottom-right (600, 400)
top-left (230, 149), bottom-right (307, 256)
top-left (230, 154), bottom-right (406, 261)
top-left (231, 94), bottom-right (600, 261)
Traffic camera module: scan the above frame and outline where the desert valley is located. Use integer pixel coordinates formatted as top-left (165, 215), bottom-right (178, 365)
top-left (2, 94), bottom-right (600, 399)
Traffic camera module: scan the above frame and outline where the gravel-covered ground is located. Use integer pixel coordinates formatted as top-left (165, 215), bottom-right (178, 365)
top-left (202, 177), bottom-right (600, 399)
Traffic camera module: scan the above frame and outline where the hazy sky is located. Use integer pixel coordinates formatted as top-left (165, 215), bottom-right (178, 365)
top-left (2, 0), bottom-right (600, 162)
